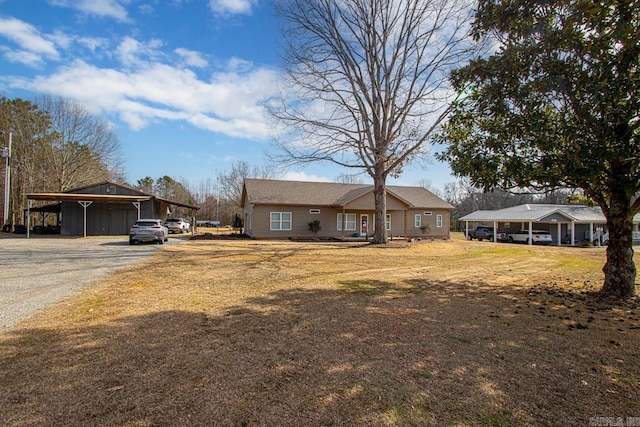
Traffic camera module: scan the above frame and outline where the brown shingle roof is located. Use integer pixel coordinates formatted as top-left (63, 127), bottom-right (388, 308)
top-left (242, 179), bottom-right (453, 209)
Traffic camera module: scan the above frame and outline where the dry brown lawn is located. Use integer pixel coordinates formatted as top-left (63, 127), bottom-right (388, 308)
top-left (1, 234), bottom-right (639, 426)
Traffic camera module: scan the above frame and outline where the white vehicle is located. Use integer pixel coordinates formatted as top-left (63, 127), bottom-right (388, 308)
top-left (508, 230), bottom-right (553, 245)
top-left (165, 218), bottom-right (190, 233)
top-left (129, 219), bottom-right (168, 245)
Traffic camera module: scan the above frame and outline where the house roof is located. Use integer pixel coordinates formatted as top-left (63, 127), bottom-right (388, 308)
top-left (460, 204), bottom-right (640, 223)
top-left (242, 179), bottom-right (453, 210)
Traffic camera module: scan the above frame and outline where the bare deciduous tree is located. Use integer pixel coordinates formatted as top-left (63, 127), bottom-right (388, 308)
top-left (36, 96), bottom-right (123, 191)
top-left (271, 0), bottom-right (477, 243)
top-left (217, 161), bottom-right (273, 209)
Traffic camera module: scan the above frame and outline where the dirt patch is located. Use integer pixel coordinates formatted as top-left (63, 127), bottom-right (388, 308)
top-left (1, 237), bottom-right (639, 426)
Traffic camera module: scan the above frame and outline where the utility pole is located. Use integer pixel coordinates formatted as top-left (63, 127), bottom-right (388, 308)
top-left (0, 131), bottom-right (11, 228)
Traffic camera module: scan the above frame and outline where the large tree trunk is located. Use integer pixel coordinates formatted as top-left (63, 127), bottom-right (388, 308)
top-left (601, 194), bottom-right (636, 298)
top-left (372, 173), bottom-right (387, 244)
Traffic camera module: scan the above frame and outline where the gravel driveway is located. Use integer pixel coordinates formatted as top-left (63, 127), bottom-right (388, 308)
top-left (0, 234), bottom-right (187, 329)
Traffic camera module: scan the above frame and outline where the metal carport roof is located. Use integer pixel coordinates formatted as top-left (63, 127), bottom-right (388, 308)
top-left (460, 204), bottom-right (640, 224)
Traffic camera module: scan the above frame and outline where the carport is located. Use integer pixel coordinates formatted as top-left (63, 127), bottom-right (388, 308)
top-left (26, 181), bottom-right (200, 238)
top-left (26, 193), bottom-right (154, 238)
top-left (460, 204), bottom-right (615, 246)
top-left (27, 202), bottom-right (61, 234)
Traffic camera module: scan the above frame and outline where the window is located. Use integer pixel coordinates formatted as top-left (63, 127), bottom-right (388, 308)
top-left (309, 209), bottom-right (320, 214)
top-left (386, 214), bottom-right (391, 231)
top-left (337, 213), bottom-right (356, 231)
top-left (436, 214), bottom-right (443, 228)
top-left (270, 212), bottom-right (292, 230)
top-left (414, 214), bottom-right (421, 228)
top-left (424, 211), bottom-right (432, 216)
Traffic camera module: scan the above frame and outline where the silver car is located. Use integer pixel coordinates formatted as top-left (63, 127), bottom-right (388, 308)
top-left (508, 230), bottom-right (553, 245)
top-left (129, 219), bottom-right (168, 245)
top-left (165, 218), bottom-right (190, 234)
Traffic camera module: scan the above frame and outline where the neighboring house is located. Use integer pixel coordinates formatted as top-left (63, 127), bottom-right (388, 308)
top-left (241, 179), bottom-right (453, 240)
top-left (460, 204), bottom-right (640, 246)
top-left (26, 181), bottom-right (199, 237)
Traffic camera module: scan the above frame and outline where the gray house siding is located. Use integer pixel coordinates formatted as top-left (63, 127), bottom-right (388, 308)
top-left (249, 205), bottom-right (339, 239)
top-left (242, 179), bottom-right (454, 240)
top-left (407, 209), bottom-right (450, 239)
top-left (247, 205), bottom-right (451, 239)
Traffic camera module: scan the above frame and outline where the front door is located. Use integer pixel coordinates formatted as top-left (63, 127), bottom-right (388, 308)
top-left (360, 214), bottom-right (369, 236)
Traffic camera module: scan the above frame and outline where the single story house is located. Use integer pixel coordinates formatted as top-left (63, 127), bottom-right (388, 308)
top-left (460, 204), bottom-right (640, 246)
top-left (241, 178), bottom-right (453, 240)
top-left (26, 181), bottom-right (199, 237)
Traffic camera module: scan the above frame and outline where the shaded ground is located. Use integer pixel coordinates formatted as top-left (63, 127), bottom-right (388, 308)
top-left (1, 236), bottom-right (639, 426)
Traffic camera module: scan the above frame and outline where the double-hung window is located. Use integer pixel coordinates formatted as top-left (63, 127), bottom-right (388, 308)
top-left (270, 212), bottom-right (292, 230)
top-left (337, 213), bottom-right (356, 231)
top-left (386, 214), bottom-right (391, 231)
top-left (414, 214), bottom-right (421, 228)
top-left (436, 214), bottom-right (443, 228)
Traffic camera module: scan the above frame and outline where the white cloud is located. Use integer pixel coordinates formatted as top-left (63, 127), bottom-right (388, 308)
top-left (115, 37), bottom-right (164, 67)
top-left (77, 36), bottom-right (111, 52)
top-left (175, 48), bottom-right (207, 68)
top-left (48, 0), bottom-right (131, 22)
top-left (12, 45), bottom-right (280, 140)
top-left (0, 47), bottom-right (46, 67)
top-left (208, 0), bottom-right (256, 15)
top-left (0, 17), bottom-right (60, 61)
top-left (279, 171), bottom-right (331, 182)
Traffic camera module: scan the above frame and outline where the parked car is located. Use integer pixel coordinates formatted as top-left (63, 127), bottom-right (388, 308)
top-left (508, 230), bottom-right (553, 245)
top-left (129, 219), bottom-right (168, 245)
top-left (467, 226), bottom-right (509, 242)
top-left (165, 218), bottom-right (190, 233)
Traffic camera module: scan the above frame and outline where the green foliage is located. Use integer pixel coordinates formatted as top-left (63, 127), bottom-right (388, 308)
top-left (307, 219), bottom-right (321, 235)
top-left (438, 0), bottom-right (640, 210)
top-left (437, 0), bottom-right (640, 297)
top-left (136, 177), bottom-right (154, 193)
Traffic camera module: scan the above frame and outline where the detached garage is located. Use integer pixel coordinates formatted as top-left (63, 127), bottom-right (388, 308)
top-left (27, 181), bottom-right (199, 237)
top-left (460, 204), bottom-right (640, 246)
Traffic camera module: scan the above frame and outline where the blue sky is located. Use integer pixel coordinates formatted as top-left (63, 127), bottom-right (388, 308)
top-left (0, 0), bottom-right (456, 192)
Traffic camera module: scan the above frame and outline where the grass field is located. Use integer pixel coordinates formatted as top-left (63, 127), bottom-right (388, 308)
top-left (1, 234), bottom-right (639, 426)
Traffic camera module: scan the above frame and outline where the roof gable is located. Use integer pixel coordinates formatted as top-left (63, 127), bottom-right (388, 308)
top-left (64, 181), bottom-right (149, 197)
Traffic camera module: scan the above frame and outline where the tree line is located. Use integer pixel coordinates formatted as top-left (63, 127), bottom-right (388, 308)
top-left (0, 95), bottom-right (269, 228)
top-left (0, 96), bottom-right (123, 226)
top-left (133, 161), bottom-right (272, 226)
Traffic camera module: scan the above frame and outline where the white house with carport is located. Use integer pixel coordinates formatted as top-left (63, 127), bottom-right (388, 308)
top-left (460, 204), bottom-right (640, 246)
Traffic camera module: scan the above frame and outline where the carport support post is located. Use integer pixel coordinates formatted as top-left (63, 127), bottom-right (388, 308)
top-left (571, 222), bottom-right (576, 246)
top-left (493, 221), bottom-right (497, 242)
top-left (78, 201), bottom-right (93, 238)
top-left (27, 199), bottom-right (31, 239)
top-left (465, 220), bottom-right (469, 239)
top-left (132, 202), bottom-right (140, 220)
top-left (528, 221), bottom-right (533, 245)
top-left (557, 222), bottom-right (561, 247)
